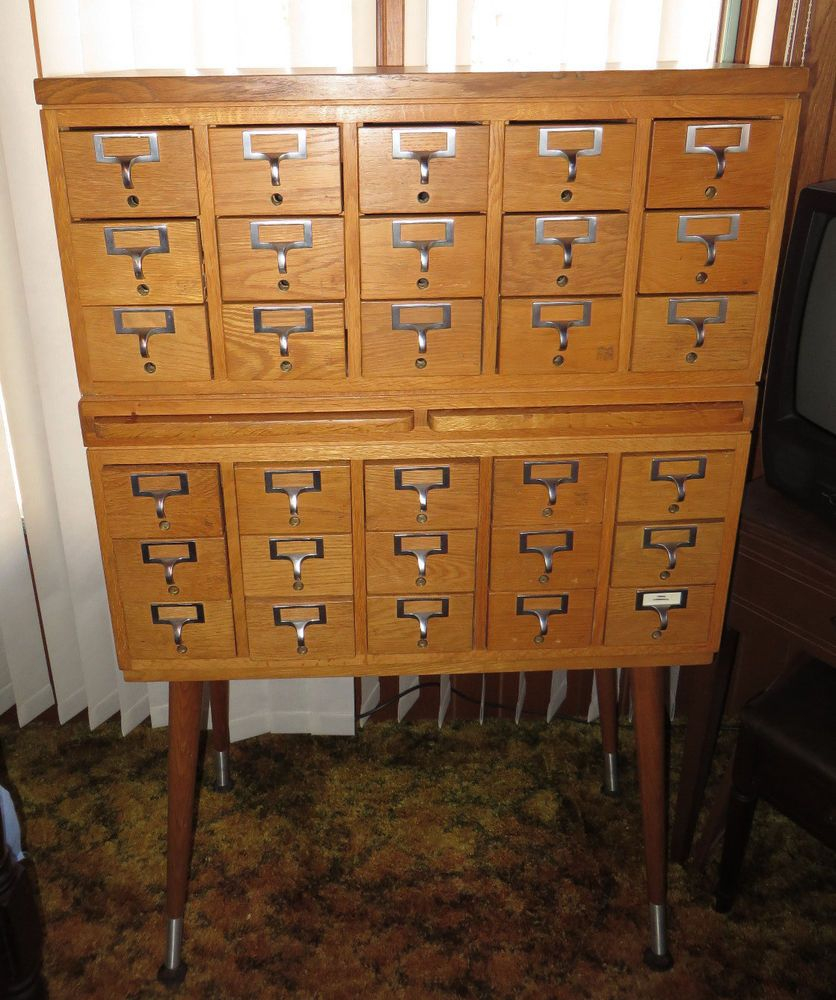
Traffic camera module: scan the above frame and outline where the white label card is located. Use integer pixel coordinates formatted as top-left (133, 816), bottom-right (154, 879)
top-left (640, 591), bottom-right (686, 609)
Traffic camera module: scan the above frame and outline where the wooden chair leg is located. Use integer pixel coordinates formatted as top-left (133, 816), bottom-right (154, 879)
top-left (632, 666), bottom-right (674, 971)
top-left (714, 731), bottom-right (758, 913)
top-left (157, 681), bottom-right (203, 987)
top-left (208, 680), bottom-right (232, 792)
top-left (595, 668), bottom-right (620, 796)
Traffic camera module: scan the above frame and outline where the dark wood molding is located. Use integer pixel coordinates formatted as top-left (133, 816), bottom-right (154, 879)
top-left (734, 0), bottom-right (761, 63)
top-left (376, 0), bottom-right (405, 68)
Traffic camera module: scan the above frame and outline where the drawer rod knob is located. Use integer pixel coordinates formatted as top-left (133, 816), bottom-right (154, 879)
top-left (273, 603), bottom-right (327, 655)
top-left (269, 536), bottom-right (325, 590)
top-left (649, 457), bottom-right (707, 503)
top-left (634, 589), bottom-right (688, 634)
top-left (250, 219), bottom-right (313, 274)
top-left (394, 532), bottom-right (449, 583)
top-left (104, 224), bottom-right (169, 280)
top-left (519, 530), bottom-right (574, 576)
top-left (515, 593), bottom-right (569, 643)
top-left (396, 597), bottom-right (449, 648)
top-left (642, 526), bottom-right (698, 572)
top-left (150, 602), bottom-right (205, 649)
top-left (141, 540), bottom-right (198, 587)
top-left (532, 300), bottom-right (591, 352)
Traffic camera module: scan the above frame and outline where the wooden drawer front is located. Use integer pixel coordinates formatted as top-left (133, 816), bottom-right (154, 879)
top-left (112, 538), bottom-right (230, 601)
top-left (610, 521), bottom-right (725, 587)
top-left (217, 217), bottom-right (345, 301)
top-left (501, 213), bottom-right (628, 296)
top-left (487, 590), bottom-right (595, 650)
top-left (366, 530), bottom-right (476, 594)
top-left (503, 124), bottom-right (635, 212)
top-left (631, 295), bottom-right (757, 373)
top-left (358, 125), bottom-right (489, 213)
top-left (359, 216), bottom-right (486, 299)
top-left (210, 126), bottom-right (342, 215)
top-left (492, 456), bottom-right (607, 525)
top-left (235, 463), bottom-right (351, 534)
top-left (60, 129), bottom-right (198, 219)
top-left (246, 598), bottom-right (355, 658)
top-left (102, 464), bottom-right (224, 538)
top-left (364, 460), bottom-right (480, 530)
top-left (489, 526), bottom-right (600, 590)
top-left (604, 586), bottom-right (714, 646)
top-left (617, 451), bottom-right (735, 522)
top-left (223, 303), bottom-right (346, 381)
top-left (361, 299), bottom-right (482, 377)
top-left (647, 120), bottom-right (783, 209)
top-left (367, 594), bottom-right (474, 654)
top-left (240, 534), bottom-right (353, 596)
top-left (71, 221), bottom-right (203, 305)
top-left (124, 600), bottom-right (236, 658)
top-left (498, 297), bottom-right (620, 374)
top-left (639, 211), bottom-right (769, 294)
top-left (83, 305), bottom-right (211, 383)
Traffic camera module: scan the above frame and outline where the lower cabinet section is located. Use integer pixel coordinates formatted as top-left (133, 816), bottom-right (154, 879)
top-left (246, 599), bottom-right (355, 658)
top-left (367, 594), bottom-right (475, 653)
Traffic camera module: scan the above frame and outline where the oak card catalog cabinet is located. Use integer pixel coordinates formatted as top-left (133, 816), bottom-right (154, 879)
top-left (37, 67), bottom-right (803, 981)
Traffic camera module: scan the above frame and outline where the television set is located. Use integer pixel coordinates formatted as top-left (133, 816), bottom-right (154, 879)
top-left (762, 179), bottom-right (836, 522)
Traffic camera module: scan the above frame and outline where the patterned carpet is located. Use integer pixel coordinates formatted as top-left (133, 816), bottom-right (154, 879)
top-left (1, 711), bottom-right (834, 999)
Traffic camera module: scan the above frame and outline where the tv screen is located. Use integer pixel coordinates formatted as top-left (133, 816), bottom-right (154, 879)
top-left (795, 216), bottom-right (836, 436)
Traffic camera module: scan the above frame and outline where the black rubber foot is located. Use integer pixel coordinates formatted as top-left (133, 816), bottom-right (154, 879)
top-left (213, 779), bottom-right (233, 793)
top-left (643, 947), bottom-right (674, 971)
top-left (157, 961), bottom-right (188, 987)
top-left (714, 894), bottom-right (733, 914)
top-left (600, 785), bottom-right (621, 798)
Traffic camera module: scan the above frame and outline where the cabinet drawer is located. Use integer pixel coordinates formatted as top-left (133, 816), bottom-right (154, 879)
top-left (217, 217), bottom-right (345, 301)
top-left (223, 303), bottom-right (346, 381)
top-left (501, 213), bottom-right (627, 296)
top-left (367, 594), bottom-right (474, 654)
top-left (617, 451), bottom-right (735, 522)
top-left (235, 463), bottom-right (351, 534)
top-left (498, 297), bottom-right (620, 374)
top-left (71, 221), bottom-right (203, 305)
top-left (364, 460), bottom-right (480, 530)
top-left (60, 129), bottom-right (198, 219)
top-left (360, 216), bottom-right (485, 299)
top-left (604, 586), bottom-right (714, 646)
top-left (210, 126), bottom-right (342, 215)
top-left (366, 529), bottom-right (476, 594)
top-left (113, 537), bottom-right (229, 601)
top-left (503, 124), bottom-right (635, 212)
top-left (631, 295), bottom-right (757, 372)
top-left (101, 464), bottom-right (224, 538)
top-left (83, 305), bottom-right (211, 383)
top-left (240, 533), bottom-right (353, 596)
top-left (639, 211), bottom-right (769, 294)
top-left (124, 600), bottom-right (236, 658)
top-left (492, 456), bottom-right (607, 525)
top-left (610, 521), bottom-right (725, 587)
top-left (647, 120), bottom-right (783, 209)
top-left (487, 590), bottom-right (595, 650)
top-left (247, 598), bottom-right (355, 658)
top-left (361, 299), bottom-right (482, 377)
top-left (489, 525), bottom-right (601, 590)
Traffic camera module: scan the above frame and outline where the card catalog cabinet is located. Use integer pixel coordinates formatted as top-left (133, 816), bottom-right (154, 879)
top-left (37, 69), bottom-right (803, 682)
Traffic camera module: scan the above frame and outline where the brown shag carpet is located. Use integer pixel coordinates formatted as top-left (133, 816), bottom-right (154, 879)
top-left (1, 712), bottom-right (835, 999)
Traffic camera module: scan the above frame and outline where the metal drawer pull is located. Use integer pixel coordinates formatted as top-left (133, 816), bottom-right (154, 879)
top-left (250, 219), bottom-right (313, 274)
top-left (93, 131), bottom-right (160, 189)
top-left (263, 469), bottom-right (322, 525)
top-left (104, 224), bottom-right (169, 280)
top-left (392, 127), bottom-right (456, 184)
top-left (676, 214), bottom-right (740, 267)
top-left (666, 297), bottom-right (728, 349)
top-left (534, 216), bottom-right (597, 269)
top-left (253, 305), bottom-right (314, 357)
top-left (151, 602), bottom-right (205, 652)
top-left (649, 456), bottom-right (707, 503)
top-left (532, 300), bottom-right (591, 352)
top-left (268, 536), bottom-right (325, 591)
top-left (538, 126), bottom-right (603, 182)
top-left (523, 459), bottom-right (580, 511)
top-left (392, 219), bottom-right (454, 272)
top-left (242, 128), bottom-right (307, 187)
top-left (130, 471), bottom-right (190, 521)
top-left (519, 531), bottom-right (574, 581)
top-left (113, 306), bottom-right (175, 359)
top-left (394, 532), bottom-right (449, 586)
top-left (394, 465), bottom-right (451, 523)
top-left (635, 589), bottom-right (688, 635)
top-left (642, 526), bottom-right (697, 572)
top-left (141, 541), bottom-right (198, 588)
top-left (685, 123), bottom-right (751, 180)
top-left (272, 603), bottom-right (326, 655)
top-left (396, 597), bottom-right (449, 648)
top-left (391, 302), bottom-right (452, 354)
top-left (516, 593), bottom-right (569, 644)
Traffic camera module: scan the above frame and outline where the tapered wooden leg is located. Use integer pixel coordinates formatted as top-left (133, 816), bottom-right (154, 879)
top-left (595, 669), bottom-right (620, 796)
top-left (157, 681), bottom-right (203, 987)
top-left (714, 730), bottom-right (758, 913)
top-left (208, 680), bottom-right (232, 792)
top-left (631, 666), bottom-right (673, 971)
